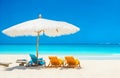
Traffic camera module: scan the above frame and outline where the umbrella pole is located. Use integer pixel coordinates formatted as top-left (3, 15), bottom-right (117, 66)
top-left (36, 33), bottom-right (40, 58)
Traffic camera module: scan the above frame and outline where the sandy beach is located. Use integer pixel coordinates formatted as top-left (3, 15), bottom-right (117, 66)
top-left (0, 54), bottom-right (120, 78)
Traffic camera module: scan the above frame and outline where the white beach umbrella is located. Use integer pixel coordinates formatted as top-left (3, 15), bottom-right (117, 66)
top-left (2, 15), bottom-right (80, 58)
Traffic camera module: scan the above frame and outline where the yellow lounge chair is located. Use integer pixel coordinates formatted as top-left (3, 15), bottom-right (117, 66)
top-left (65, 56), bottom-right (80, 68)
top-left (48, 56), bottom-right (64, 68)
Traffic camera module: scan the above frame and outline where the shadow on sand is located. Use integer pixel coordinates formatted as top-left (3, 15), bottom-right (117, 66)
top-left (5, 66), bottom-right (46, 71)
top-left (5, 66), bottom-right (81, 71)
top-left (59, 66), bottom-right (81, 70)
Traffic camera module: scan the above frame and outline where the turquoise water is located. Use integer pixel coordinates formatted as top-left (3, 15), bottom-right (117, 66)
top-left (0, 44), bottom-right (120, 55)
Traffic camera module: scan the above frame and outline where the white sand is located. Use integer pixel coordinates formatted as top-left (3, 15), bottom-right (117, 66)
top-left (0, 54), bottom-right (120, 78)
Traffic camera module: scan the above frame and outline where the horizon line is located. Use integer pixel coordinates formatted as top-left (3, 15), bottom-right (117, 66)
top-left (0, 43), bottom-right (120, 45)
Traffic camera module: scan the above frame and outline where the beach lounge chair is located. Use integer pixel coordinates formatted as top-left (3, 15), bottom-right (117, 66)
top-left (26, 54), bottom-right (46, 66)
top-left (64, 56), bottom-right (80, 68)
top-left (48, 56), bottom-right (64, 68)
top-left (16, 59), bottom-right (27, 66)
top-left (0, 62), bottom-right (12, 67)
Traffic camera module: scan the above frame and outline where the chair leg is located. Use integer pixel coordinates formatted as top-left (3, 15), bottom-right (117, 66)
top-left (78, 63), bottom-right (81, 68)
top-left (46, 63), bottom-right (51, 68)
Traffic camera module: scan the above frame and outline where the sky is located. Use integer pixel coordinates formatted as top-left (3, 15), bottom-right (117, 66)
top-left (0, 0), bottom-right (120, 44)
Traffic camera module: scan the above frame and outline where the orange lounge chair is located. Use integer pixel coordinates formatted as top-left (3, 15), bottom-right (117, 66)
top-left (64, 56), bottom-right (80, 68)
top-left (48, 56), bottom-right (64, 68)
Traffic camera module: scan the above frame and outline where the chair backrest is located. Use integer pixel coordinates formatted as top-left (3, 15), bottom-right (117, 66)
top-left (29, 54), bottom-right (38, 64)
top-left (65, 56), bottom-right (76, 65)
top-left (49, 56), bottom-right (59, 65)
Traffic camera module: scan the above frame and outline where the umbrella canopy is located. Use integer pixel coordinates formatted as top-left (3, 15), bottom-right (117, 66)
top-left (2, 15), bottom-right (80, 58)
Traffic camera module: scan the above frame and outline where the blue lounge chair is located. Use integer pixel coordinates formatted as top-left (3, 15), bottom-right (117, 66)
top-left (27, 54), bottom-right (45, 66)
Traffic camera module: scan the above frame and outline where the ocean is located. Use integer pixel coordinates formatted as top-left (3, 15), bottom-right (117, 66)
top-left (1, 44), bottom-right (120, 60)
top-left (0, 44), bottom-right (120, 55)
